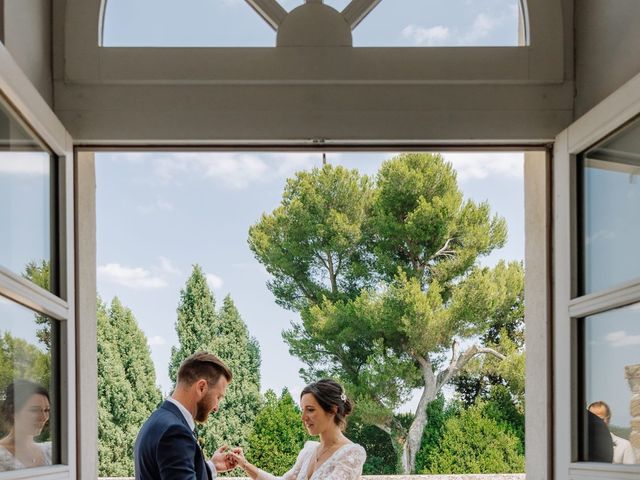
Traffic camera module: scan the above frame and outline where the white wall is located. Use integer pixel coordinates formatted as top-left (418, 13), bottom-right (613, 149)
top-left (3, 0), bottom-right (52, 105)
top-left (575, 0), bottom-right (640, 117)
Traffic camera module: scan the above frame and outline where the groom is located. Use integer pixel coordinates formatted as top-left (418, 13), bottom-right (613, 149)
top-left (134, 352), bottom-right (238, 479)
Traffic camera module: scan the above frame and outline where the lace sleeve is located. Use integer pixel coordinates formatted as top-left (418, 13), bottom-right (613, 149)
top-left (256, 441), bottom-right (316, 480)
top-left (324, 444), bottom-right (366, 480)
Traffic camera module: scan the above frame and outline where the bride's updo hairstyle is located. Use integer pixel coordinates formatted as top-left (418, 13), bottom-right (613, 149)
top-left (301, 379), bottom-right (353, 430)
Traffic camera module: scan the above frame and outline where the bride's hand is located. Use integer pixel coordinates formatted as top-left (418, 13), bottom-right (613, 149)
top-left (227, 450), bottom-right (249, 471)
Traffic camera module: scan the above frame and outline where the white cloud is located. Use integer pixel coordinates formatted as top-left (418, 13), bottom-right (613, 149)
top-left (158, 256), bottom-right (181, 276)
top-left (586, 229), bottom-right (616, 245)
top-left (605, 330), bottom-right (640, 347)
top-left (119, 151), bottom-right (320, 190)
top-left (402, 8), bottom-right (516, 47)
top-left (0, 152), bottom-right (49, 176)
top-left (402, 25), bottom-right (450, 46)
top-left (148, 335), bottom-right (167, 346)
top-left (206, 273), bottom-right (224, 290)
top-left (443, 152), bottom-right (523, 183)
top-left (98, 263), bottom-right (168, 289)
top-left (201, 154), bottom-right (269, 189)
top-left (460, 13), bottom-right (498, 44)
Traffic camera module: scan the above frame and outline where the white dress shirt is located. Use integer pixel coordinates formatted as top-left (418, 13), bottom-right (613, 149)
top-left (611, 433), bottom-right (637, 465)
top-left (166, 397), bottom-right (217, 478)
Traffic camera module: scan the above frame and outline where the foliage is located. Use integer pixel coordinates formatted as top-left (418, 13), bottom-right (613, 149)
top-left (169, 265), bottom-right (262, 455)
top-left (420, 403), bottom-right (525, 474)
top-left (414, 394), bottom-right (458, 473)
top-left (480, 385), bottom-right (525, 454)
top-left (246, 389), bottom-right (309, 475)
top-left (248, 154), bottom-right (517, 473)
top-left (97, 300), bottom-right (137, 477)
top-left (248, 164), bottom-right (374, 311)
top-left (97, 297), bottom-right (162, 476)
top-left (23, 260), bottom-right (52, 350)
top-left (107, 298), bottom-right (162, 423)
top-left (452, 261), bottom-right (525, 407)
top-left (345, 417), bottom-right (397, 475)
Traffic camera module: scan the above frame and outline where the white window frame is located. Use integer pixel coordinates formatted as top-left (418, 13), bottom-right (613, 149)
top-left (553, 71), bottom-right (640, 480)
top-left (0, 43), bottom-right (77, 480)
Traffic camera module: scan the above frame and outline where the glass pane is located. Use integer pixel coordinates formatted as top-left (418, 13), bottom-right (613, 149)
top-left (0, 97), bottom-right (56, 294)
top-left (0, 295), bottom-right (59, 471)
top-left (581, 116), bottom-right (640, 294)
top-left (581, 303), bottom-right (640, 464)
top-left (102, 0), bottom-right (275, 47)
top-left (324, 0), bottom-right (351, 12)
top-left (353, 0), bottom-right (521, 47)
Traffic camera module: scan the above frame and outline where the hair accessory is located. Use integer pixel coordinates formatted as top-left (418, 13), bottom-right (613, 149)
top-left (340, 391), bottom-right (347, 402)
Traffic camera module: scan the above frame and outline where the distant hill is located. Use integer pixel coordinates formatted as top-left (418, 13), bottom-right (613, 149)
top-left (610, 425), bottom-right (631, 440)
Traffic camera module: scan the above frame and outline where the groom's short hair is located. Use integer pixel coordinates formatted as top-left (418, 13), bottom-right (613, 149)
top-left (177, 352), bottom-right (232, 387)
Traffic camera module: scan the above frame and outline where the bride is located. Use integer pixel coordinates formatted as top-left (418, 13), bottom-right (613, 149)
top-left (231, 379), bottom-right (366, 480)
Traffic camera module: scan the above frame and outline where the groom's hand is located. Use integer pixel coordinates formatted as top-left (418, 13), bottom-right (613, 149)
top-left (227, 448), bottom-right (247, 471)
top-left (211, 445), bottom-right (233, 472)
top-left (227, 447), bottom-right (244, 470)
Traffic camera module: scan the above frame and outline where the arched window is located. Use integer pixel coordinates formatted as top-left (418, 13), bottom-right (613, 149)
top-left (101, 0), bottom-right (527, 48)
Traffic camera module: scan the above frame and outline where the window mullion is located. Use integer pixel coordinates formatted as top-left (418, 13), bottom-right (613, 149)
top-left (0, 266), bottom-right (69, 321)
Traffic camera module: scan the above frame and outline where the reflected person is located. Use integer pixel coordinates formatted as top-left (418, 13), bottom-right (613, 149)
top-left (589, 400), bottom-right (637, 464)
top-left (0, 380), bottom-right (51, 471)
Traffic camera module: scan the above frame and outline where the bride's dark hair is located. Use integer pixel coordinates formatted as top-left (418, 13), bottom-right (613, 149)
top-left (301, 379), bottom-right (353, 430)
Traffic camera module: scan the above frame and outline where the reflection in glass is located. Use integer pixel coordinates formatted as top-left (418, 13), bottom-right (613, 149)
top-left (0, 97), bottom-right (56, 294)
top-left (581, 116), bottom-right (640, 294)
top-left (0, 295), bottom-right (57, 471)
top-left (581, 303), bottom-right (640, 464)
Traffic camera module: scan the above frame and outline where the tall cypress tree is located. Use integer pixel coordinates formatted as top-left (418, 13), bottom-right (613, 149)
top-left (169, 265), bottom-right (262, 454)
top-left (207, 295), bottom-right (262, 448)
top-left (169, 265), bottom-right (217, 383)
top-left (97, 299), bottom-right (136, 477)
top-left (97, 298), bottom-right (162, 476)
top-left (108, 297), bottom-right (162, 423)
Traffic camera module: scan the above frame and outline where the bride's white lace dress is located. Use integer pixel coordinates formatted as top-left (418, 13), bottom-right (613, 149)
top-left (256, 441), bottom-right (366, 480)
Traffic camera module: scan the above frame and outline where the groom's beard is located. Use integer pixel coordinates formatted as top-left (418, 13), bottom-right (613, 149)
top-left (194, 396), bottom-right (212, 423)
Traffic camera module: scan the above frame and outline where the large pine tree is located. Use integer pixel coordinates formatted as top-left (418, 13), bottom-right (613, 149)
top-left (97, 298), bottom-right (162, 476)
top-left (169, 265), bottom-right (262, 454)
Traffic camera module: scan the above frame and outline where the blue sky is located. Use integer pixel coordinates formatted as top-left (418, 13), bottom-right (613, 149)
top-left (95, 150), bottom-right (525, 410)
top-left (102, 0), bottom-right (521, 47)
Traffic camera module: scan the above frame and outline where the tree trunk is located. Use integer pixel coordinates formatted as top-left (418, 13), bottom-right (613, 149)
top-left (400, 356), bottom-right (438, 474)
top-left (387, 346), bottom-right (506, 474)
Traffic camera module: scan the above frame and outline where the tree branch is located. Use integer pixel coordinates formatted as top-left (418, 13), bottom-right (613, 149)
top-left (436, 342), bottom-right (505, 391)
top-left (433, 237), bottom-right (454, 258)
top-left (314, 251), bottom-right (330, 271)
top-left (375, 423), bottom-right (391, 435)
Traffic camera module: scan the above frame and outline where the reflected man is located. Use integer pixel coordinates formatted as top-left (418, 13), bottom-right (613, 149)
top-left (589, 400), bottom-right (637, 464)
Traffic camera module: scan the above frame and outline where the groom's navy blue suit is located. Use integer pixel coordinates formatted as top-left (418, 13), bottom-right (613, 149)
top-left (134, 400), bottom-right (213, 480)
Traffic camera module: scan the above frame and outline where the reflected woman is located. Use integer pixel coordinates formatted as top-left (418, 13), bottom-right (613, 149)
top-left (0, 380), bottom-right (52, 471)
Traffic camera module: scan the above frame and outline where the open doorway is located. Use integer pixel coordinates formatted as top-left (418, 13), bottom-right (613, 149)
top-left (93, 149), bottom-right (527, 477)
